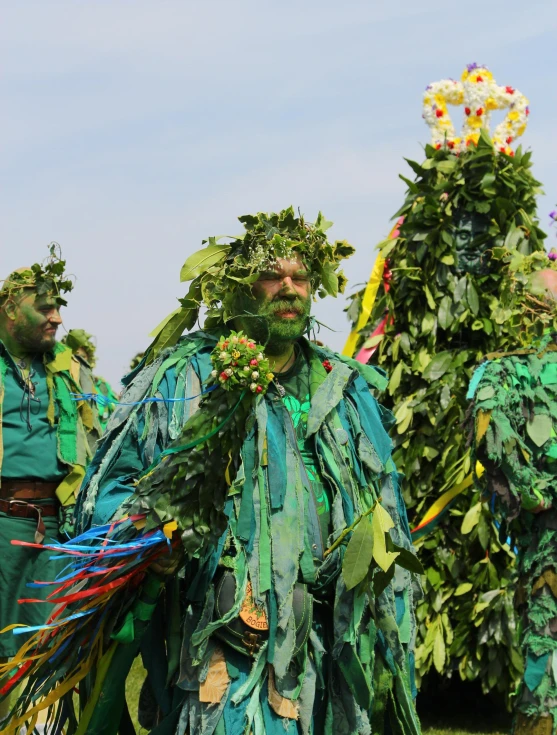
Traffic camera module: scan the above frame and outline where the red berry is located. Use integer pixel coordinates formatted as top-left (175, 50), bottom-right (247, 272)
top-left (250, 358), bottom-right (258, 366)
top-left (247, 342), bottom-right (255, 349)
top-left (505, 86), bottom-right (515, 94)
top-left (476, 108), bottom-right (483, 116)
top-left (435, 143), bottom-right (442, 150)
top-left (526, 108), bottom-right (530, 116)
top-left (447, 141), bottom-right (455, 149)
top-left (506, 136), bottom-right (513, 144)
top-left (466, 140), bottom-right (473, 147)
top-left (500, 146), bottom-right (506, 153)
top-left (510, 151), bottom-right (515, 157)
top-left (435, 109), bottom-right (443, 118)
top-left (220, 372), bottom-right (228, 380)
top-left (476, 75), bottom-right (483, 82)
top-left (256, 385), bottom-right (263, 393)
top-left (464, 107), bottom-right (471, 116)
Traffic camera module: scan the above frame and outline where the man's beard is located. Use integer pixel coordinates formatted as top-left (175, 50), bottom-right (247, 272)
top-left (13, 321), bottom-right (57, 353)
top-left (237, 296), bottom-right (311, 351)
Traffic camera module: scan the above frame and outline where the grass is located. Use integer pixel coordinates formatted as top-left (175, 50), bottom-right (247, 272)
top-left (125, 657), bottom-right (511, 734)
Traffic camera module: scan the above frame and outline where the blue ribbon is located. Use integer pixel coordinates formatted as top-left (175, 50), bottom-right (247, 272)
top-left (70, 385), bottom-right (216, 407)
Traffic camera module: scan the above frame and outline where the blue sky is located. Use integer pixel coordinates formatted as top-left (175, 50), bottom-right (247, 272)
top-left (2, 0), bottom-right (556, 386)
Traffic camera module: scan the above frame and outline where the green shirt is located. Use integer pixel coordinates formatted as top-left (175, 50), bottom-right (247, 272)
top-left (277, 348), bottom-right (332, 542)
top-left (1, 350), bottom-right (66, 481)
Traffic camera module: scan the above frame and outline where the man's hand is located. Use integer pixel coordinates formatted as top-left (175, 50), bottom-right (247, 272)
top-left (59, 504), bottom-right (76, 538)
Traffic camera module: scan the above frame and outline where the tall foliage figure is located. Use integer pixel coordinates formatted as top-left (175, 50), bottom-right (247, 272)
top-left (346, 65), bottom-right (550, 698)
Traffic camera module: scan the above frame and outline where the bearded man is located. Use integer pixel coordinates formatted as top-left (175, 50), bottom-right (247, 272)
top-left (6, 212), bottom-right (421, 735)
top-left (0, 248), bottom-right (101, 699)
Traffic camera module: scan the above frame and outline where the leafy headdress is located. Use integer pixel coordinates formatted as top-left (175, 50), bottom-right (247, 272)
top-left (0, 243), bottom-right (74, 308)
top-left (345, 65), bottom-right (555, 701)
top-left (148, 207), bottom-right (355, 362)
top-left (61, 329), bottom-right (97, 367)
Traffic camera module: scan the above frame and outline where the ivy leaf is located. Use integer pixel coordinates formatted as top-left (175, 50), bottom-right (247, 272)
top-left (321, 264), bottom-right (339, 296)
top-left (526, 414), bottom-right (552, 447)
top-left (180, 244), bottom-right (231, 282)
top-left (342, 516), bottom-right (374, 591)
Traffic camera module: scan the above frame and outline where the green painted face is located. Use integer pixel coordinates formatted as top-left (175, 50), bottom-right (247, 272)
top-left (234, 257), bottom-right (312, 352)
top-left (11, 291), bottom-right (62, 353)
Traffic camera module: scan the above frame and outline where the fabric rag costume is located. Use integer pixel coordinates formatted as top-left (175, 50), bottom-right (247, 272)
top-left (0, 252), bottom-right (101, 657)
top-left (469, 330), bottom-right (557, 734)
top-left (0, 209), bottom-right (421, 735)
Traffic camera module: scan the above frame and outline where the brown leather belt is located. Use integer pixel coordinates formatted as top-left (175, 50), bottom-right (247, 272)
top-left (0, 480), bottom-right (59, 501)
top-left (0, 481), bottom-right (59, 544)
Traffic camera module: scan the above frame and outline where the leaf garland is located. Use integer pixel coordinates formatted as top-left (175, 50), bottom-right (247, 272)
top-left (345, 131), bottom-right (555, 700)
top-left (148, 207), bottom-right (355, 363)
top-left (0, 243), bottom-right (74, 307)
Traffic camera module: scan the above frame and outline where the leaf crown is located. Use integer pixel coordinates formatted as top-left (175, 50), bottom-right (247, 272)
top-left (148, 207), bottom-right (354, 363)
top-left (0, 243), bottom-right (74, 307)
top-left (61, 329), bottom-right (97, 366)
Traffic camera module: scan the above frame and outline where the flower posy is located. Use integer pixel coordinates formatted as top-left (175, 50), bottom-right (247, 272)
top-left (423, 64), bottom-right (529, 154)
top-left (209, 331), bottom-right (273, 395)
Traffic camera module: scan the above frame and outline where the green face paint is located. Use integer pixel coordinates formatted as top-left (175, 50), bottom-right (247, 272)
top-left (12, 292), bottom-right (62, 353)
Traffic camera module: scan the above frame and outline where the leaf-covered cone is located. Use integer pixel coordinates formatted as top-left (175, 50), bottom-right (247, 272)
top-left (346, 130), bottom-right (556, 700)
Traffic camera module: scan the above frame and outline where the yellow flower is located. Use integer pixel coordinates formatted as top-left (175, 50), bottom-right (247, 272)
top-left (232, 349), bottom-right (241, 359)
top-left (468, 116), bottom-right (484, 129)
top-left (461, 70), bottom-right (469, 81)
top-left (508, 111), bottom-right (519, 121)
top-left (266, 373), bottom-right (274, 381)
top-left (517, 124), bottom-right (526, 136)
top-left (485, 97), bottom-right (498, 111)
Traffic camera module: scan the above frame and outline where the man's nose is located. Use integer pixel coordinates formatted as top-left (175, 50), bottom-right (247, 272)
top-left (49, 310), bottom-right (63, 324)
top-left (279, 277), bottom-right (297, 297)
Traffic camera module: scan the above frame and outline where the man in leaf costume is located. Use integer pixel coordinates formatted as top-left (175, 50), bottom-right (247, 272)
top-left (0, 248), bottom-right (100, 702)
top-left (469, 269), bottom-right (557, 734)
top-left (65, 207), bottom-right (422, 735)
top-left (345, 65), bottom-right (548, 699)
top-left (62, 328), bottom-right (119, 433)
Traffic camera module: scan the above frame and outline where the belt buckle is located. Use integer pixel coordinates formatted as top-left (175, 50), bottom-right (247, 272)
top-left (242, 631), bottom-right (262, 656)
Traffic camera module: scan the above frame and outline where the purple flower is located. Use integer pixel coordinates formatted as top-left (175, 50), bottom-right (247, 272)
top-left (549, 253), bottom-right (557, 261)
top-left (466, 62), bottom-right (479, 72)
top-left (550, 211), bottom-right (557, 221)
top-left (425, 84), bottom-right (432, 91)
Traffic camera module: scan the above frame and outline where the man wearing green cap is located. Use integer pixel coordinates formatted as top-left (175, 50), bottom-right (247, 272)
top-left (0, 246), bottom-right (101, 680)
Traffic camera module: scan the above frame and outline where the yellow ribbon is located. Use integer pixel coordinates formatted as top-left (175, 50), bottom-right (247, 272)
top-left (412, 462), bottom-right (485, 535)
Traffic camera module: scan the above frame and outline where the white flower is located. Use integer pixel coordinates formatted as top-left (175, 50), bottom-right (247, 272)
top-left (211, 370), bottom-right (218, 378)
top-left (243, 365), bottom-right (250, 372)
top-left (220, 351), bottom-right (228, 360)
top-left (257, 353), bottom-right (264, 361)
top-left (250, 383), bottom-right (258, 392)
top-left (231, 336), bottom-right (239, 344)
top-left (225, 368), bottom-right (233, 377)
top-left (251, 371), bottom-right (259, 380)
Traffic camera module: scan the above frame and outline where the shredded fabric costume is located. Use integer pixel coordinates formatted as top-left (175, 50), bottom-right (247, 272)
top-left (73, 331), bottom-right (421, 735)
top-left (0, 341), bottom-right (100, 655)
top-left (468, 338), bottom-right (557, 734)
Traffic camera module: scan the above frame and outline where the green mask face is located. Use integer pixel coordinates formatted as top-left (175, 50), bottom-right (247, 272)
top-left (453, 210), bottom-right (494, 275)
top-left (11, 292), bottom-right (61, 353)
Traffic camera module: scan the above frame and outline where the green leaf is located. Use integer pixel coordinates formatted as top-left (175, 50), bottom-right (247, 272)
top-left (392, 544), bottom-right (425, 574)
top-left (423, 351), bottom-right (452, 381)
top-left (372, 505), bottom-right (400, 572)
top-left (466, 280), bottom-right (480, 315)
top-left (433, 625), bottom-right (446, 673)
top-left (180, 244), bottom-right (231, 282)
top-left (526, 414), bottom-right (553, 447)
top-left (388, 361), bottom-right (403, 396)
top-left (424, 284), bottom-right (436, 309)
top-left (438, 296), bottom-right (454, 330)
top-left (342, 516), bottom-right (374, 591)
top-left (461, 502), bottom-right (482, 534)
top-left (320, 263), bottom-right (339, 296)
top-left (455, 582), bottom-right (473, 596)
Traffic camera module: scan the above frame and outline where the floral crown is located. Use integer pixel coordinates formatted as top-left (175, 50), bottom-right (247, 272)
top-left (423, 63), bottom-right (529, 155)
top-left (147, 207), bottom-right (354, 363)
top-left (0, 243), bottom-right (74, 307)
